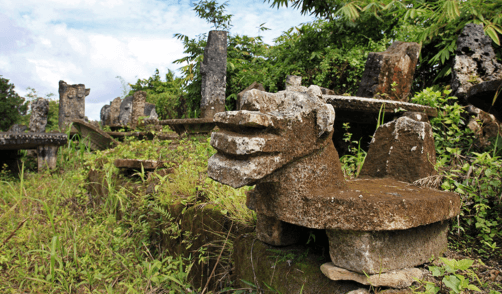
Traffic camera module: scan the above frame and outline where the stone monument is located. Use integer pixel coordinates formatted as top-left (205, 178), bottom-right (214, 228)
top-left (58, 80), bottom-right (90, 132)
top-left (356, 42), bottom-right (421, 101)
top-left (29, 98), bottom-right (49, 133)
top-left (200, 30), bottom-right (227, 119)
top-left (207, 79), bottom-right (460, 287)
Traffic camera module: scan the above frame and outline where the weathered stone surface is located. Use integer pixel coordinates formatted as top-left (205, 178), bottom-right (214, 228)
top-left (58, 80), bottom-right (90, 131)
top-left (326, 221), bottom-right (449, 274)
top-left (323, 95), bottom-right (437, 119)
top-left (200, 30), bottom-right (227, 119)
top-left (209, 89), bottom-right (336, 188)
top-left (107, 97), bottom-right (122, 126)
top-left (29, 98), bottom-right (49, 133)
top-left (236, 82), bottom-right (265, 110)
top-left (451, 24), bottom-right (502, 103)
top-left (118, 96), bottom-right (133, 126)
top-left (37, 145), bottom-right (58, 170)
top-left (233, 233), bottom-right (361, 294)
top-left (114, 158), bottom-right (161, 170)
top-left (144, 102), bottom-right (157, 119)
top-left (8, 124), bottom-right (27, 133)
top-left (72, 119), bottom-right (118, 151)
top-left (131, 91), bottom-right (147, 129)
top-left (320, 87), bottom-right (335, 95)
top-left (359, 116), bottom-right (437, 183)
top-left (0, 132), bottom-right (67, 150)
top-left (158, 118), bottom-right (215, 136)
top-left (285, 75), bottom-right (307, 92)
top-left (100, 104), bottom-right (110, 126)
top-left (256, 214), bottom-right (304, 246)
top-left (356, 42), bottom-right (421, 101)
top-left (321, 263), bottom-right (423, 288)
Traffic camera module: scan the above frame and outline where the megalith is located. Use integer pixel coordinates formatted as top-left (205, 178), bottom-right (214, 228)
top-left (58, 80), bottom-right (90, 131)
top-left (118, 96), bottom-right (133, 126)
top-left (200, 30), bottom-right (227, 119)
top-left (29, 98), bottom-right (49, 133)
top-left (356, 42), bottom-right (420, 101)
top-left (130, 91), bottom-right (147, 129)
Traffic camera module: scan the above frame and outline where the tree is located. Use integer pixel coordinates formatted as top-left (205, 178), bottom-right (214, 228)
top-left (0, 76), bottom-right (28, 131)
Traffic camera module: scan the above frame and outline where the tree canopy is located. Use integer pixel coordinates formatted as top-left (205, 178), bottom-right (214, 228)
top-left (0, 76), bottom-right (28, 131)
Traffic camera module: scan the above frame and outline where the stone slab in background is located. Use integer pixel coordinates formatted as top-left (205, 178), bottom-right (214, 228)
top-left (29, 98), bottom-right (49, 133)
top-left (118, 96), bottom-right (133, 126)
top-left (114, 159), bottom-right (161, 170)
top-left (236, 81), bottom-right (265, 110)
top-left (321, 263), bottom-right (423, 288)
top-left (0, 132), bottom-right (67, 150)
top-left (72, 119), bottom-right (118, 151)
top-left (131, 91), bottom-right (147, 129)
top-left (107, 97), bottom-right (122, 126)
top-left (200, 30), bottom-right (227, 119)
top-left (158, 118), bottom-right (215, 136)
top-left (58, 80), bottom-right (90, 132)
top-left (356, 42), bottom-right (420, 101)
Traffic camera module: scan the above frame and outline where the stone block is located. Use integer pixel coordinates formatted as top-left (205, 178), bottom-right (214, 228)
top-left (107, 97), bottom-right (122, 126)
top-left (236, 81), bottom-right (265, 110)
top-left (256, 214), bottom-right (304, 246)
top-left (356, 42), bottom-right (420, 101)
top-left (321, 262), bottom-right (423, 288)
top-left (359, 116), bottom-right (436, 183)
top-left (29, 98), bottom-right (49, 133)
top-left (37, 145), bottom-right (58, 170)
top-left (326, 221), bottom-right (449, 274)
top-left (118, 95), bottom-right (133, 126)
top-left (131, 91), bottom-right (146, 129)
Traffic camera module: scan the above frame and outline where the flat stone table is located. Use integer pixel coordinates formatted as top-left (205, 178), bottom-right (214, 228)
top-left (0, 132), bottom-right (67, 170)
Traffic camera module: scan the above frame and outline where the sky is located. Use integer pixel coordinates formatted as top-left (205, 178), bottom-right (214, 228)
top-left (0, 0), bottom-right (315, 121)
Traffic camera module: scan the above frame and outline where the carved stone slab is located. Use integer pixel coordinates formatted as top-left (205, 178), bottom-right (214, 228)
top-left (0, 132), bottom-right (67, 150)
top-left (72, 119), bottom-right (118, 151)
top-left (58, 80), bottom-right (90, 131)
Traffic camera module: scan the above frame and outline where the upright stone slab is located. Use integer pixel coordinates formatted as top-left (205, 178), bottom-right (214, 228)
top-left (236, 81), bottom-right (265, 110)
top-left (58, 80), bottom-right (90, 131)
top-left (107, 97), bottom-right (122, 126)
top-left (200, 30), bottom-right (227, 119)
top-left (451, 23), bottom-right (502, 120)
top-left (118, 96), bottom-right (133, 126)
top-left (356, 42), bottom-right (420, 101)
top-left (100, 104), bottom-right (110, 126)
top-left (130, 91), bottom-right (146, 129)
top-left (29, 98), bottom-right (49, 133)
top-left (359, 114), bottom-right (437, 183)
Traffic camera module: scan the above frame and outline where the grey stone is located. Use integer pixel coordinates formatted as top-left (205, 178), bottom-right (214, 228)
top-left (285, 75), bottom-right (307, 92)
top-left (29, 98), bottom-right (49, 133)
top-left (236, 81), bottom-right (265, 110)
top-left (356, 42), bottom-right (420, 101)
top-left (100, 104), bottom-right (110, 126)
top-left (326, 221), bottom-right (449, 274)
top-left (131, 91), bottom-right (146, 129)
top-left (37, 145), bottom-right (58, 170)
top-left (321, 263), bottom-right (423, 288)
top-left (144, 103), bottom-right (157, 118)
top-left (359, 116), bottom-right (437, 183)
top-left (72, 119), bottom-right (118, 151)
top-left (107, 97), bottom-right (122, 126)
top-left (118, 95), bottom-right (133, 126)
top-left (200, 30), bottom-right (227, 119)
top-left (58, 80), bottom-right (90, 131)
top-left (452, 24), bottom-right (502, 102)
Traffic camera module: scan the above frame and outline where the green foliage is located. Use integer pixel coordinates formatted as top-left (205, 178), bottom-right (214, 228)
top-left (0, 76), bottom-right (28, 131)
top-left (193, 0), bottom-right (233, 31)
top-left (129, 69), bottom-right (186, 119)
top-left (340, 123), bottom-right (367, 179)
top-left (267, 0), bottom-right (502, 90)
top-left (411, 88), bottom-right (502, 259)
top-left (413, 257), bottom-right (483, 294)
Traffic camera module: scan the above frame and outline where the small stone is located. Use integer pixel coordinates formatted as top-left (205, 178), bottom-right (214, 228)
top-left (236, 81), bottom-right (265, 110)
top-left (321, 262), bottom-right (423, 289)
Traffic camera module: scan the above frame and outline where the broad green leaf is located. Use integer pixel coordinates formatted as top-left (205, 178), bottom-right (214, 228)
top-left (443, 275), bottom-right (461, 293)
top-left (485, 26), bottom-right (501, 45)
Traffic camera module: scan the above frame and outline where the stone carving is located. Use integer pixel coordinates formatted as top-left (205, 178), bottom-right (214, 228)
top-left (356, 42), bottom-right (420, 101)
top-left (207, 78), bottom-right (460, 285)
top-left (144, 103), bottom-right (158, 119)
top-left (118, 96), bottom-right (133, 126)
top-left (29, 98), bottom-right (49, 133)
top-left (466, 105), bottom-right (502, 146)
top-left (451, 23), bottom-right (502, 120)
top-left (200, 30), bottom-right (227, 119)
top-left (58, 80), bottom-right (90, 131)
top-left (236, 81), bottom-right (265, 110)
top-left (131, 91), bottom-right (147, 129)
top-left (8, 124), bottom-right (27, 133)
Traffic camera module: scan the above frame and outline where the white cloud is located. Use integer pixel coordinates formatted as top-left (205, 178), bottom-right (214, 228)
top-left (0, 0), bottom-right (314, 121)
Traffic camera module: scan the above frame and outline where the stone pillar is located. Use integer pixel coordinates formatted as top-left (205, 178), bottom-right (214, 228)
top-left (200, 30), bottom-right (227, 119)
top-left (29, 98), bottom-right (49, 133)
top-left (107, 97), bottom-right (122, 126)
top-left (37, 145), bottom-right (58, 170)
top-left (118, 96), bottom-right (133, 126)
top-left (58, 80), bottom-right (90, 132)
top-left (356, 42), bottom-right (420, 101)
top-left (100, 104), bottom-right (110, 126)
top-left (130, 91), bottom-right (146, 129)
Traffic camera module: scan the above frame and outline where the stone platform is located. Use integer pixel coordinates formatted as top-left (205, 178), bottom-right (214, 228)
top-left (156, 118), bottom-right (215, 136)
top-left (114, 159), bottom-right (163, 170)
top-left (72, 119), bottom-right (118, 151)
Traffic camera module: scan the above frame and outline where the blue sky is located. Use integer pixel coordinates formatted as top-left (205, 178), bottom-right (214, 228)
top-left (0, 0), bottom-right (315, 121)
